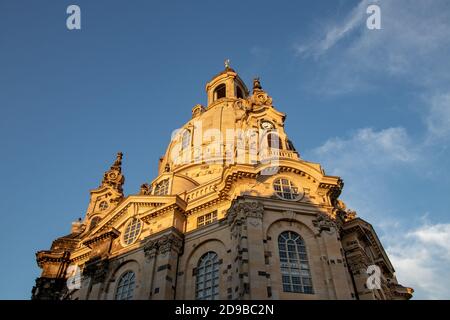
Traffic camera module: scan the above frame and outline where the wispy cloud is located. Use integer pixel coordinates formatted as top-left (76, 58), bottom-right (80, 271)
top-left (299, 0), bottom-right (450, 300)
top-left (296, 0), bottom-right (372, 58)
top-left (306, 126), bottom-right (419, 225)
top-left (382, 222), bottom-right (450, 299)
top-left (314, 127), bottom-right (417, 172)
top-left (426, 93), bottom-right (450, 141)
top-left (308, 125), bottom-right (450, 298)
top-left (295, 0), bottom-right (450, 95)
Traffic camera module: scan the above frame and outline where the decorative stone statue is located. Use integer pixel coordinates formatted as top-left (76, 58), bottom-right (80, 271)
top-left (140, 183), bottom-right (151, 195)
top-left (113, 152), bottom-right (123, 168)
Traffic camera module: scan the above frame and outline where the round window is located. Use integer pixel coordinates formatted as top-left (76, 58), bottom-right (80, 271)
top-left (122, 218), bottom-right (142, 246)
top-left (99, 201), bottom-right (108, 211)
top-left (273, 178), bottom-right (301, 201)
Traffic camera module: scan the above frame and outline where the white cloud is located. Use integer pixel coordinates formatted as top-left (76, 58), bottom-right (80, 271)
top-left (313, 127), bottom-right (416, 176)
top-left (298, 2), bottom-right (450, 298)
top-left (382, 222), bottom-right (450, 299)
top-left (309, 126), bottom-right (450, 299)
top-left (426, 93), bottom-right (450, 140)
top-left (296, 0), bottom-right (450, 95)
top-left (307, 126), bottom-right (420, 225)
top-left (296, 0), bottom-right (372, 58)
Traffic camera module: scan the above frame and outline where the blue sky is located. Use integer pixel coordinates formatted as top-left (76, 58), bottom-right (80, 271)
top-left (0, 0), bottom-right (449, 299)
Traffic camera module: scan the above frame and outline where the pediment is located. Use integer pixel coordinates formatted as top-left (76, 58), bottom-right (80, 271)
top-left (86, 185), bottom-right (124, 218)
top-left (84, 195), bottom-right (187, 240)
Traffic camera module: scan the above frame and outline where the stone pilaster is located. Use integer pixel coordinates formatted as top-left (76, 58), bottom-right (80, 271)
top-left (227, 198), bottom-right (267, 299)
top-left (81, 258), bottom-right (110, 300)
top-left (313, 213), bottom-right (354, 299)
top-left (143, 229), bottom-right (184, 300)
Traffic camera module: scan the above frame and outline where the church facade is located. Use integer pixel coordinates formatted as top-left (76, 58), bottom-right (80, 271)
top-left (32, 65), bottom-right (413, 300)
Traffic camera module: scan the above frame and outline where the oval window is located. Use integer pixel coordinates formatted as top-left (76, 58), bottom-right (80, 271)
top-left (122, 218), bottom-right (142, 246)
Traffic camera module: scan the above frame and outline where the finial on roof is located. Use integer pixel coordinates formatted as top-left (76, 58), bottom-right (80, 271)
top-left (250, 77), bottom-right (273, 106)
top-left (224, 59), bottom-right (231, 69)
top-left (101, 152), bottom-right (125, 194)
top-left (111, 152), bottom-right (123, 170)
top-left (253, 77), bottom-right (262, 92)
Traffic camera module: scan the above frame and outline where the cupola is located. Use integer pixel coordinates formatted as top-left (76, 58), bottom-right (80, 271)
top-left (205, 59), bottom-right (249, 106)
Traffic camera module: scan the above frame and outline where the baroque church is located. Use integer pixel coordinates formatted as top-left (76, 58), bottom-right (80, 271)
top-left (32, 64), bottom-right (413, 300)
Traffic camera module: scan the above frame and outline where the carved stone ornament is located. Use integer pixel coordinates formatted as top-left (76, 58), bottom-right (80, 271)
top-left (248, 219), bottom-right (260, 227)
top-left (334, 200), bottom-right (358, 224)
top-left (159, 234), bottom-right (182, 254)
top-left (227, 201), bottom-right (264, 225)
top-left (143, 239), bottom-right (158, 260)
top-left (250, 91), bottom-right (273, 107)
top-left (83, 258), bottom-right (110, 284)
top-left (101, 152), bottom-right (125, 194)
top-left (140, 183), bottom-right (152, 195)
top-left (336, 200), bottom-right (347, 211)
top-left (313, 213), bottom-right (337, 234)
top-left (253, 77), bottom-right (262, 91)
top-left (248, 78), bottom-right (273, 107)
top-left (143, 233), bottom-right (184, 260)
top-left (192, 104), bottom-right (205, 118)
top-left (32, 277), bottom-right (67, 300)
top-left (344, 210), bottom-right (357, 222)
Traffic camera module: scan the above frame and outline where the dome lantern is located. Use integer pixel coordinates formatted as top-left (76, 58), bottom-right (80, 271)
top-left (205, 60), bottom-right (249, 107)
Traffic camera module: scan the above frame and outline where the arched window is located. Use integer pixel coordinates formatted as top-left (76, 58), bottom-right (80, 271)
top-left (286, 139), bottom-right (296, 151)
top-left (236, 86), bottom-right (244, 99)
top-left (278, 231), bottom-right (314, 294)
top-left (273, 178), bottom-right (300, 201)
top-left (214, 84), bottom-right (226, 100)
top-left (154, 179), bottom-right (169, 196)
top-left (267, 132), bottom-right (282, 149)
top-left (195, 252), bottom-right (219, 300)
top-left (181, 129), bottom-right (191, 150)
top-left (115, 271), bottom-right (136, 300)
top-left (89, 216), bottom-right (101, 231)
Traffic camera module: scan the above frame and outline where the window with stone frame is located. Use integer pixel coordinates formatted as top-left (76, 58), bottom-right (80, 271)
top-left (115, 271), bottom-right (136, 300)
top-left (122, 218), bottom-right (142, 245)
top-left (214, 84), bottom-right (226, 100)
top-left (273, 178), bottom-right (300, 201)
top-left (154, 179), bottom-right (169, 196)
top-left (89, 216), bottom-right (101, 231)
top-left (197, 210), bottom-right (218, 228)
top-left (278, 231), bottom-right (314, 294)
top-left (181, 129), bottom-right (191, 150)
top-left (267, 132), bottom-right (282, 149)
top-left (195, 252), bottom-right (220, 300)
top-left (236, 85), bottom-right (244, 99)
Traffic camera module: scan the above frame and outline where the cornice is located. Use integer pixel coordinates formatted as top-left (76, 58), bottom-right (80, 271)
top-left (36, 250), bottom-right (70, 268)
top-left (140, 202), bottom-right (186, 223)
top-left (82, 228), bottom-right (120, 248)
top-left (342, 218), bottom-right (395, 273)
